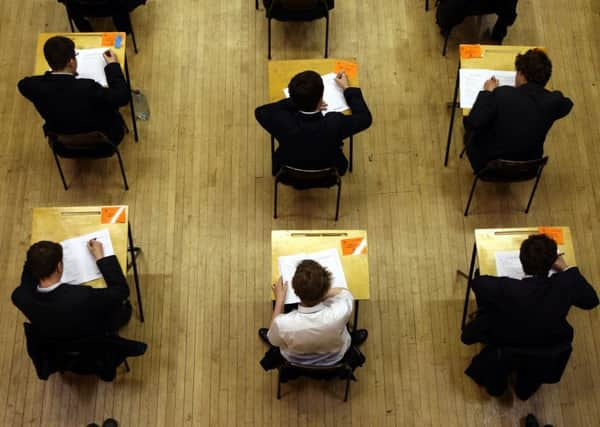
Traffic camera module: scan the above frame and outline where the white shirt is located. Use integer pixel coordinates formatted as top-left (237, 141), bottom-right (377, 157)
top-left (36, 281), bottom-right (62, 293)
top-left (267, 289), bottom-right (353, 365)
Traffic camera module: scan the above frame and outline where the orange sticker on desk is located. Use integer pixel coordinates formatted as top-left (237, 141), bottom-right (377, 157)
top-left (341, 237), bottom-right (367, 256)
top-left (538, 227), bottom-right (564, 245)
top-left (101, 33), bottom-right (117, 47)
top-left (460, 44), bottom-right (482, 59)
top-left (334, 60), bottom-right (358, 79)
top-left (101, 206), bottom-right (126, 224)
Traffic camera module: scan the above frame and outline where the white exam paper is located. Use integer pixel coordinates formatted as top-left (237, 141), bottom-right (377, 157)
top-left (60, 228), bottom-right (115, 284)
top-left (459, 69), bottom-right (516, 108)
top-left (283, 72), bottom-right (350, 115)
top-left (75, 48), bottom-right (108, 87)
top-left (494, 250), bottom-right (557, 279)
top-left (277, 248), bottom-right (348, 304)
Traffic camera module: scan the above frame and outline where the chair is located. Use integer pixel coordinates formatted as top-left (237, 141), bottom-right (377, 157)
top-left (45, 129), bottom-right (130, 191)
top-left (274, 165), bottom-right (342, 220)
top-left (264, 0), bottom-right (334, 59)
top-left (463, 157), bottom-right (549, 216)
top-left (61, 0), bottom-right (145, 53)
top-left (277, 360), bottom-right (354, 401)
top-left (23, 323), bottom-right (147, 381)
top-left (425, 0), bottom-right (440, 12)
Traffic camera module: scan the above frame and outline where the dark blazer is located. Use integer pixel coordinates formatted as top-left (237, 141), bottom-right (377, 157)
top-left (466, 267), bottom-right (598, 347)
top-left (18, 63), bottom-right (130, 143)
top-left (12, 255), bottom-right (130, 341)
top-left (463, 82), bottom-right (573, 172)
top-left (255, 87), bottom-right (372, 175)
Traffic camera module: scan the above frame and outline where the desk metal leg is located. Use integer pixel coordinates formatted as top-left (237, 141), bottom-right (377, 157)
top-left (461, 243), bottom-right (477, 329)
top-left (124, 57), bottom-right (139, 142)
top-left (127, 222), bottom-right (144, 322)
top-left (444, 60), bottom-right (460, 166)
top-left (349, 135), bottom-right (353, 172)
top-left (353, 300), bottom-right (359, 332)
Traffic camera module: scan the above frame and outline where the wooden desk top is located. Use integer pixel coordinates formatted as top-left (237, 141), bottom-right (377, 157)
top-left (267, 58), bottom-right (359, 103)
top-left (31, 206), bottom-right (129, 288)
top-left (34, 32), bottom-right (127, 75)
top-left (460, 44), bottom-right (541, 116)
top-left (271, 230), bottom-right (370, 300)
top-left (474, 226), bottom-right (576, 276)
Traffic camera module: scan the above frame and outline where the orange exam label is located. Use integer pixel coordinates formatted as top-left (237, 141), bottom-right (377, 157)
top-left (460, 44), bottom-right (482, 59)
top-left (101, 207), bottom-right (126, 224)
top-left (341, 237), bottom-right (367, 256)
top-left (101, 33), bottom-right (117, 47)
top-left (334, 60), bottom-right (358, 79)
top-left (538, 227), bottom-right (564, 245)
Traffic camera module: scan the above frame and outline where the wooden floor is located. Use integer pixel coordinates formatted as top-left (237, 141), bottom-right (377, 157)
top-left (1, 1), bottom-right (599, 426)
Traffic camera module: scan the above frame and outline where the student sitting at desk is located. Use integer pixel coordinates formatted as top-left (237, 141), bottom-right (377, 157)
top-left (462, 234), bottom-right (599, 400)
top-left (463, 48), bottom-right (573, 172)
top-left (12, 240), bottom-right (131, 340)
top-left (255, 70), bottom-right (372, 176)
top-left (18, 36), bottom-right (130, 147)
top-left (258, 260), bottom-right (367, 369)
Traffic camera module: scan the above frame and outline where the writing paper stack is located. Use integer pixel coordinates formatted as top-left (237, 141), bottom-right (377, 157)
top-left (75, 48), bottom-right (108, 87)
top-left (60, 228), bottom-right (115, 284)
top-left (459, 69), bottom-right (516, 108)
top-left (277, 248), bottom-right (348, 304)
top-left (495, 250), bottom-right (557, 279)
top-left (283, 72), bottom-right (350, 115)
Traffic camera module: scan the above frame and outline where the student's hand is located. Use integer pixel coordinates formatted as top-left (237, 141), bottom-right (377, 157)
top-left (483, 76), bottom-right (499, 92)
top-left (87, 239), bottom-right (105, 260)
top-left (272, 277), bottom-right (288, 302)
top-left (335, 71), bottom-right (350, 90)
top-left (318, 99), bottom-right (328, 111)
top-left (552, 254), bottom-right (568, 272)
top-left (103, 49), bottom-right (119, 64)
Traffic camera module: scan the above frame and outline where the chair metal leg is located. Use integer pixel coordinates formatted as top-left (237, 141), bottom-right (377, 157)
top-left (334, 180), bottom-right (341, 221)
top-left (268, 18), bottom-right (272, 59)
top-left (349, 136), bottom-right (353, 172)
top-left (255, 0), bottom-right (259, 9)
top-left (124, 57), bottom-right (139, 142)
top-left (115, 149), bottom-right (129, 190)
top-left (461, 243), bottom-right (477, 329)
top-left (442, 30), bottom-right (450, 56)
top-left (425, 0), bottom-right (429, 11)
top-left (52, 152), bottom-right (69, 190)
top-left (464, 176), bottom-right (479, 216)
top-left (352, 300), bottom-right (359, 332)
top-left (273, 180), bottom-right (279, 219)
top-left (130, 27), bottom-right (138, 54)
top-left (343, 375), bottom-right (350, 402)
top-left (277, 369), bottom-right (282, 399)
top-left (128, 223), bottom-right (145, 322)
top-left (324, 15), bottom-right (329, 58)
top-left (525, 168), bottom-right (544, 213)
top-left (459, 145), bottom-right (467, 158)
top-left (123, 359), bottom-right (131, 372)
top-left (444, 61), bottom-right (459, 166)
top-left (271, 135), bottom-right (276, 176)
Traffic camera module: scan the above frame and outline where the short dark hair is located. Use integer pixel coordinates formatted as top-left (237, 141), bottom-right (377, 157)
top-left (292, 259), bottom-right (332, 304)
top-left (519, 234), bottom-right (557, 276)
top-left (288, 70), bottom-right (324, 111)
top-left (26, 241), bottom-right (63, 281)
top-left (44, 36), bottom-right (76, 70)
top-left (515, 49), bottom-right (552, 86)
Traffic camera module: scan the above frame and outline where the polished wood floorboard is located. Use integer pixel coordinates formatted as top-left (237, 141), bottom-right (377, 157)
top-left (0, 1), bottom-right (599, 426)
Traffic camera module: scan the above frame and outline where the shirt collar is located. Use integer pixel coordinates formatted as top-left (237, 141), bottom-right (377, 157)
top-left (298, 302), bottom-right (326, 313)
top-left (299, 110), bottom-right (321, 115)
top-left (37, 281), bottom-right (62, 293)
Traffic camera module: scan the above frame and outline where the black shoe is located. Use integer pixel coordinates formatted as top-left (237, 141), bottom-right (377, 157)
top-left (102, 419), bottom-right (118, 427)
top-left (525, 414), bottom-right (540, 427)
top-left (351, 329), bottom-right (368, 346)
top-left (258, 328), bottom-right (270, 345)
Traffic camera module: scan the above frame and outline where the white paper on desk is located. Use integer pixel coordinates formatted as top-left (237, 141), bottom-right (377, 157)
top-left (495, 250), bottom-right (558, 279)
top-left (459, 69), bottom-right (516, 108)
top-left (278, 248), bottom-right (348, 304)
top-left (75, 48), bottom-right (108, 87)
top-left (60, 228), bottom-right (115, 285)
top-left (283, 72), bottom-right (350, 116)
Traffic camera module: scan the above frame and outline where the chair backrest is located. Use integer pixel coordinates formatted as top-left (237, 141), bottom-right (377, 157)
top-left (275, 165), bottom-right (341, 189)
top-left (45, 129), bottom-right (116, 157)
top-left (271, 0), bottom-right (327, 11)
top-left (282, 360), bottom-right (352, 380)
top-left (477, 157), bottom-right (549, 183)
top-left (501, 341), bottom-right (572, 359)
top-left (266, 0), bottom-right (331, 18)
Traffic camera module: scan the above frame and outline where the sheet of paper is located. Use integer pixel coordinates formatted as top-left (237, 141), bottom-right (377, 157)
top-left (60, 228), bottom-right (115, 284)
top-left (277, 248), bottom-right (348, 304)
top-left (283, 72), bottom-right (350, 116)
top-left (495, 250), bottom-right (557, 279)
top-left (75, 48), bottom-right (108, 87)
top-left (459, 69), bottom-right (516, 108)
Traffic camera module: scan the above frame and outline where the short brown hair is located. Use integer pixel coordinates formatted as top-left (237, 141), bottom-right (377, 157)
top-left (519, 234), bottom-right (557, 276)
top-left (515, 49), bottom-right (552, 86)
top-left (288, 70), bottom-right (324, 111)
top-left (26, 241), bottom-right (63, 280)
top-left (292, 260), bottom-right (332, 304)
top-left (44, 36), bottom-right (76, 70)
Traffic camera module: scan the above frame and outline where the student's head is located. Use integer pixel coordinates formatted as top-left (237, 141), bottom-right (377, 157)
top-left (292, 260), bottom-right (332, 305)
top-left (519, 234), bottom-right (557, 276)
top-left (26, 241), bottom-right (63, 281)
top-left (514, 49), bottom-right (552, 87)
top-left (43, 36), bottom-right (77, 71)
top-left (288, 70), bottom-right (324, 111)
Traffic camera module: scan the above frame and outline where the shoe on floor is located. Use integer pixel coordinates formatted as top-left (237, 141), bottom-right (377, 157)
top-left (258, 328), bottom-right (270, 345)
top-left (351, 329), bottom-right (368, 346)
top-left (102, 419), bottom-right (118, 427)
